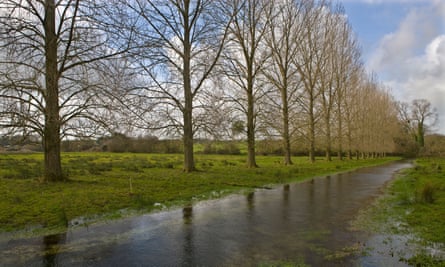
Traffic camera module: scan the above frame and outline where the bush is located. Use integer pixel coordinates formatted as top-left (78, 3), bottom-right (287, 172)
top-left (417, 182), bottom-right (436, 204)
top-left (202, 142), bottom-right (241, 155)
top-left (87, 162), bottom-right (113, 175)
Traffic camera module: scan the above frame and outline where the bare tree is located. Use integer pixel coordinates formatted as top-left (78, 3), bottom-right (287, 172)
top-left (341, 67), bottom-right (363, 159)
top-left (398, 99), bottom-right (438, 148)
top-left (332, 19), bottom-right (361, 161)
top-left (0, 0), bottom-right (132, 181)
top-left (262, 0), bottom-right (305, 165)
top-left (411, 99), bottom-right (438, 147)
top-left (293, 0), bottom-right (328, 163)
top-left (318, 5), bottom-right (339, 162)
top-left (355, 76), bottom-right (379, 158)
top-left (347, 73), bottom-right (399, 158)
top-left (222, 0), bottom-right (273, 168)
top-left (122, 0), bottom-right (231, 172)
top-left (198, 77), bottom-right (236, 140)
top-left (255, 0), bottom-right (400, 161)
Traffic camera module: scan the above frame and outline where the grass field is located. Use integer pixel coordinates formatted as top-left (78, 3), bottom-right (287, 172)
top-left (0, 152), bottom-right (400, 236)
top-left (353, 157), bottom-right (445, 265)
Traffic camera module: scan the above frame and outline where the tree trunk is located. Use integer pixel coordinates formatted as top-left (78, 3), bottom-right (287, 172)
top-left (183, 111), bottom-right (194, 172)
top-left (281, 88), bottom-right (293, 165)
top-left (182, 2), bottom-right (195, 172)
top-left (183, 91), bottom-right (194, 172)
top-left (246, 60), bottom-right (257, 168)
top-left (347, 119), bottom-right (353, 160)
top-left (43, 0), bottom-right (63, 182)
top-left (417, 123), bottom-right (425, 147)
top-left (309, 97), bottom-right (316, 163)
top-left (325, 114), bottom-right (332, 162)
top-left (337, 105), bottom-right (343, 160)
top-left (246, 86), bottom-right (257, 168)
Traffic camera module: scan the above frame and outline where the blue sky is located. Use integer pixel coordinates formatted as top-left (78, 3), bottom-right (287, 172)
top-left (342, 0), bottom-right (445, 134)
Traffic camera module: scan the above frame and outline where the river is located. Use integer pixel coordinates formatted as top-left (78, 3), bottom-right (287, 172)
top-left (0, 161), bottom-right (412, 266)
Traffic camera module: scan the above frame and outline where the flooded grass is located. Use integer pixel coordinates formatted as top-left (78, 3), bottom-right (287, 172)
top-left (352, 157), bottom-right (445, 265)
top-left (1, 160), bottom-right (410, 266)
top-left (0, 152), bottom-right (399, 236)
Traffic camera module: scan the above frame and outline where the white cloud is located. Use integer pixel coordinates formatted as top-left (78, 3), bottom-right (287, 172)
top-left (367, 1), bottom-right (445, 134)
top-left (383, 35), bottom-right (445, 134)
top-left (368, 2), bottom-right (442, 75)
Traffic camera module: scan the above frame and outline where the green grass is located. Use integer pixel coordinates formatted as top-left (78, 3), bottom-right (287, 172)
top-left (353, 157), bottom-right (445, 265)
top-left (258, 259), bottom-right (309, 267)
top-left (0, 152), bottom-right (399, 236)
top-left (390, 158), bottom-right (445, 243)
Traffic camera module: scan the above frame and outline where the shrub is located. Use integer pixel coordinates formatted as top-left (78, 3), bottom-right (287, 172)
top-left (417, 182), bottom-right (436, 204)
top-left (87, 162), bottom-right (112, 175)
top-left (202, 142), bottom-right (241, 155)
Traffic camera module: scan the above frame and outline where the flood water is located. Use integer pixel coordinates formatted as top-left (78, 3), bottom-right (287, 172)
top-left (0, 161), bottom-right (412, 266)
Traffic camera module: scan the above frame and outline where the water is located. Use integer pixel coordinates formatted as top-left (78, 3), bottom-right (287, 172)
top-left (0, 161), bottom-right (412, 266)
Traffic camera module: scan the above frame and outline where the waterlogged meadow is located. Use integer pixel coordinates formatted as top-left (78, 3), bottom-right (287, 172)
top-left (353, 157), bottom-right (445, 265)
top-left (0, 153), bottom-right (399, 235)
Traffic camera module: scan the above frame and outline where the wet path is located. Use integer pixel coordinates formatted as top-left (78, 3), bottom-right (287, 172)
top-left (0, 161), bottom-right (412, 266)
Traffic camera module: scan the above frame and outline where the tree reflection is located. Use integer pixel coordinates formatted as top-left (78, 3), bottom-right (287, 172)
top-left (283, 184), bottom-right (290, 203)
top-left (183, 206), bottom-right (193, 225)
top-left (246, 192), bottom-right (255, 212)
top-left (182, 206), bottom-right (195, 266)
top-left (42, 232), bottom-right (66, 267)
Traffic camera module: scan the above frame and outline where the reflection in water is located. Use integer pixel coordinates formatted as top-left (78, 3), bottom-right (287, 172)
top-left (282, 184), bottom-right (290, 203)
top-left (43, 232), bottom-right (66, 267)
top-left (246, 191), bottom-right (255, 211)
top-left (182, 206), bottom-right (193, 224)
top-left (182, 206), bottom-right (194, 266)
top-left (282, 184), bottom-right (290, 220)
top-left (0, 162), bottom-right (412, 266)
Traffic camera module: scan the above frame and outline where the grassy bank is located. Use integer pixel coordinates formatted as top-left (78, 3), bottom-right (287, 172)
top-left (353, 157), bottom-right (445, 265)
top-left (0, 153), bottom-right (399, 236)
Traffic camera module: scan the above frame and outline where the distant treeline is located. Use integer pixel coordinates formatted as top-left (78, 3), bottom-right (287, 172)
top-left (61, 136), bottom-right (321, 156)
top-left (2, 133), bottom-right (445, 158)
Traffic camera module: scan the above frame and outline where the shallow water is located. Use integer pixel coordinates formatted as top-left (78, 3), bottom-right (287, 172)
top-left (0, 161), bottom-right (412, 266)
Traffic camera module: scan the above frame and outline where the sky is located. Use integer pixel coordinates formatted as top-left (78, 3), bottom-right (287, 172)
top-left (342, 0), bottom-right (445, 134)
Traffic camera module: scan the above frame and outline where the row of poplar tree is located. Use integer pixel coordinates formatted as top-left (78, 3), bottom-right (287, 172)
top-left (0, 0), bottom-right (434, 181)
